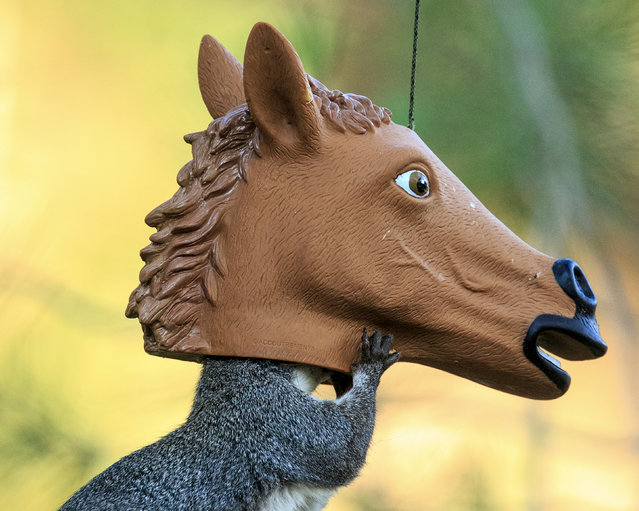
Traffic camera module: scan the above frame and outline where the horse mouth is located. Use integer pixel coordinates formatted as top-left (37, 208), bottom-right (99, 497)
top-left (523, 313), bottom-right (607, 396)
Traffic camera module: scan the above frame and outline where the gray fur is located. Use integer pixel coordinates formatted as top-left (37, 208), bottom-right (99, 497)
top-left (59, 331), bottom-right (399, 511)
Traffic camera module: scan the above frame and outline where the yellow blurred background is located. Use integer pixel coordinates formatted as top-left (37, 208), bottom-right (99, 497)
top-left (1, 1), bottom-right (637, 510)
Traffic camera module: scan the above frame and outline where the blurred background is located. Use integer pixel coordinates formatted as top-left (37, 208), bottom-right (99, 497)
top-left (1, 0), bottom-right (638, 509)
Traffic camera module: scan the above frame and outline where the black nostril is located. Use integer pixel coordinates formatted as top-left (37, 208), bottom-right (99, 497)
top-left (552, 258), bottom-right (597, 314)
top-left (573, 265), bottom-right (595, 300)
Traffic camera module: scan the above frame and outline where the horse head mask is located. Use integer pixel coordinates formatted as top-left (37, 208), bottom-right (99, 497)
top-left (126, 22), bottom-right (606, 400)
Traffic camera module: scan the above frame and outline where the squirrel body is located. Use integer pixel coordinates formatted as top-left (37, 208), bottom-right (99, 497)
top-left (59, 332), bottom-right (398, 511)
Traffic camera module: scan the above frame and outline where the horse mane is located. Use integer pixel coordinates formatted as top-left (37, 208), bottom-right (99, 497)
top-left (125, 77), bottom-right (392, 355)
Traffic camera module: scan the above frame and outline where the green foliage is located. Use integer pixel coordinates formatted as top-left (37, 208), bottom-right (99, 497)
top-left (0, 360), bottom-right (102, 509)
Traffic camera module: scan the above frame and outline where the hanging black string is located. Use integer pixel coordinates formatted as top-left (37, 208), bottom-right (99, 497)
top-left (408, 0), bottom-right (421, 130)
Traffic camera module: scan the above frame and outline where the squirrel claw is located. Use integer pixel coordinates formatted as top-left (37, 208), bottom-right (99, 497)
top-left (356, 329), bottom-right (400, 373)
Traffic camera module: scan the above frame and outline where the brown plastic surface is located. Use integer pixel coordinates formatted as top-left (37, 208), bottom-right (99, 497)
top-left (126, 22), bottom-right (591, 400)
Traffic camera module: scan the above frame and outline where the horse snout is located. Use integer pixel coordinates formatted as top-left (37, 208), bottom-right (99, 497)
top-left (552, 258), bottom-right (597, 314)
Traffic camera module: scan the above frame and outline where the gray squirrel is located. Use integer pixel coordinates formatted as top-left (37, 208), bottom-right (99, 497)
top-left (59, 330), bottom-right (399, 511)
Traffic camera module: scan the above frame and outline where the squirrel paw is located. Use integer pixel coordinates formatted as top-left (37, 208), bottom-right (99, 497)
top-left (354, 329), bottom-right (401, 373)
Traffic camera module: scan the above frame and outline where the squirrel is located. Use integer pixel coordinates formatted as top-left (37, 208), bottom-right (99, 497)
top-left (59, 330), bottom-right (399, 511)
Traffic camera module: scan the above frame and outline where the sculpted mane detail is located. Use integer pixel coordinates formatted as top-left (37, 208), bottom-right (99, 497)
top-left (309, 76), bottom-right (391, 133)
top-left (125, 105), bottom-right (256, 354)
top-left (125, 76), bottom-right (391, 356)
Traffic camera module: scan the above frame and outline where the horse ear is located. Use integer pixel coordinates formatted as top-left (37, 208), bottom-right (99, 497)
top-left (243, 22), bottom-right (320, 152)
top-left (198, 34), bottom-right (245, 119)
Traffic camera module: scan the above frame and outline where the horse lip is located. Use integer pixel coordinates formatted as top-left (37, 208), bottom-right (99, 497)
top-left (523, 313), bottom-right (607, 395)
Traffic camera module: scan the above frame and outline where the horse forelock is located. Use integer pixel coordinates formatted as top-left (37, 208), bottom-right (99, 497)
top-left (126, 78), bottom-right (391, 354)
top-left (309, 75), bottom-right (392, 134)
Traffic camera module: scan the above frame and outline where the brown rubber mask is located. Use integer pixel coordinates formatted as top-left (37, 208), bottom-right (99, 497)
top-left (126, 23), bottom-right (606, 400)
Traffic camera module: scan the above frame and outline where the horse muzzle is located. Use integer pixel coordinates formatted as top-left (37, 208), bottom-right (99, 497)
top-left (523, 258), bottom-right (607, 396)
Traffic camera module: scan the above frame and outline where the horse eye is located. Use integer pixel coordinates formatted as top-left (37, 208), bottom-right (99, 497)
top-left (395, 170), bottom-right (430, 198)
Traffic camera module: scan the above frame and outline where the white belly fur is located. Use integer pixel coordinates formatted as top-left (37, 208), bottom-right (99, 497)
top-left (258, 484), bottom-right (336, 511)
top-left (258, 366), bottom-right (336, 511)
